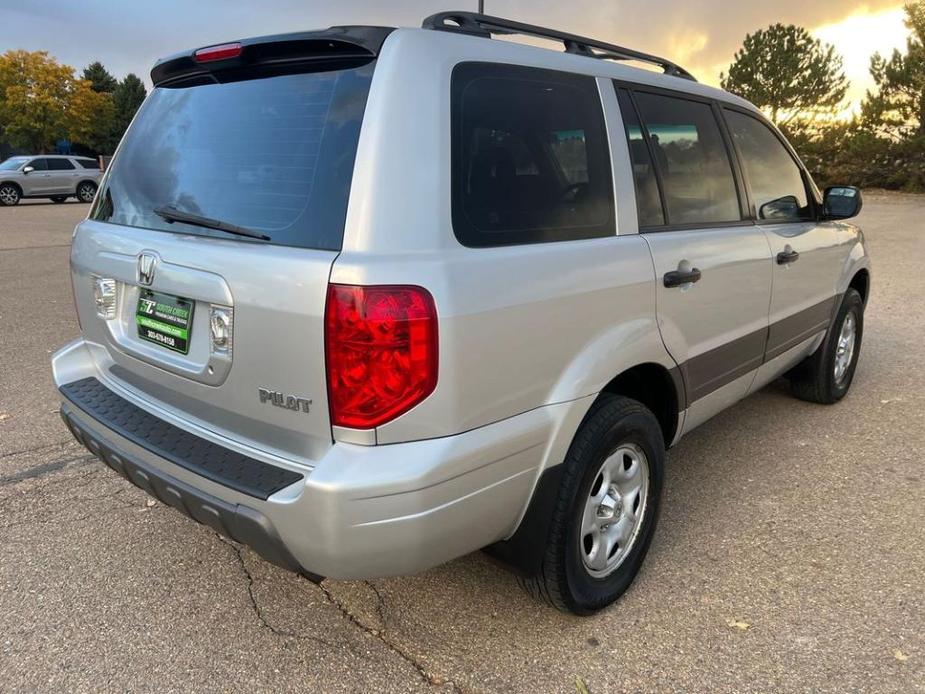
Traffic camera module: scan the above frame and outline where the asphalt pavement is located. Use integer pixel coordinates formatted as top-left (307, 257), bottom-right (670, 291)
top-left (0, 195), bottom-right (922, 693)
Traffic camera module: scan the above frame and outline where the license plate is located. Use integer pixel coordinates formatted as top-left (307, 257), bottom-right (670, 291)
top-left (136, 290), bottom-right (194, 354)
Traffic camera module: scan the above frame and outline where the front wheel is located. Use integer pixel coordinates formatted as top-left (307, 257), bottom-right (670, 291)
top-left (0, 183), bottom-right (21, 206)
top-left (76, 181), bottom-right (97, 203)
top-left (519, 395), bottom-right (665, 614)
top-left (789, 288), bottom-right (864, 404)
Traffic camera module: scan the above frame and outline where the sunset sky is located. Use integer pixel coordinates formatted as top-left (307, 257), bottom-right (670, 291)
top-left (0, 1), bottom-right (913, 115)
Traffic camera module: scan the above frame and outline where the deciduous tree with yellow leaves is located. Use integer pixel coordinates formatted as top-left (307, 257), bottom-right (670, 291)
top-left (0, 49), bottom-right (111, 153)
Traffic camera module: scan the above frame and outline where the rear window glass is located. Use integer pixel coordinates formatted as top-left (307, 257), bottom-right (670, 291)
top-left (91, 63), bottom-right (374, 250)
top-left (452, 62), bottom-right (614, 247)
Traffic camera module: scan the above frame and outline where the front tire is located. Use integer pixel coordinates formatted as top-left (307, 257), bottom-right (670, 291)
top-left (76, 181), bottom-right (97, 203)
top-left (520, 395), bottom-right (665, 614)
top-left (0, 183), bottom-right (21, 206)
top-left (789, 288), bottom-right (864, 404)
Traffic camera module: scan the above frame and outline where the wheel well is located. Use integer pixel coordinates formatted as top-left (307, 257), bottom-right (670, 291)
top-left (849, 269), bottom-right (869, 305)
top-left (599, 363), bottom-right (680, 446)
top-left (77, 179), bottom-right (98, 189)
top-left (0, 181), bottom-right (22, 194)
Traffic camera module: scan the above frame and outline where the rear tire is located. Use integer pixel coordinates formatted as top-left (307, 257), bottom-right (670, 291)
top-left (519, 395), bottom-right (665, 614)
top-left (51, 195), bottom-right (68, 203)
top-left (76, 181), bottom-right (97, 203)
top-left (0, 183), bottom-right (21, 206)
top-left (789, 288), bottom-right (864, 404)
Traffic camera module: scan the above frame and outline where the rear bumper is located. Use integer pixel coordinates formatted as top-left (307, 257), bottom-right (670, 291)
top-left (54, 340), bottom-right (577, 579)
top-left (60, 404), bottom-right (320, 580)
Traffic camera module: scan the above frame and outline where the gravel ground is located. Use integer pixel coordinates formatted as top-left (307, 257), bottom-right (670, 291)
top-left (0, 194), bottom-right (922, 693)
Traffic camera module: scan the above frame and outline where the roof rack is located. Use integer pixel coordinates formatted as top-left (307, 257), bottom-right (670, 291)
top-left (422, 11), bottom-right (697, 82)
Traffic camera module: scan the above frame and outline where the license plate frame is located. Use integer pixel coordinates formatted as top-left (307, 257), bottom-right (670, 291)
top-left (135, 290), bottom-right (194, 355)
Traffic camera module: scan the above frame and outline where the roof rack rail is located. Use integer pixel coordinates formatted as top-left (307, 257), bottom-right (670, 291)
top-left (421, 11), bottom-right (697, 82)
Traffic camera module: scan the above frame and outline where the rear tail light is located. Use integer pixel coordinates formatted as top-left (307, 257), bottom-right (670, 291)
top-left (325, 284), bottom-right (438, 430)
top-left (194, 42), bottom-right (243, 63)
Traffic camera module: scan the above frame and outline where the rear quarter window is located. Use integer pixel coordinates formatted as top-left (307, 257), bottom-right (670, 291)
top-left (451, 62), bottom-right (615, 247)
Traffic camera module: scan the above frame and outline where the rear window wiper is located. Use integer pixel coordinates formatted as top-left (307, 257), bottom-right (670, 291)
top-left (153, 205), bottom-right (271, 241)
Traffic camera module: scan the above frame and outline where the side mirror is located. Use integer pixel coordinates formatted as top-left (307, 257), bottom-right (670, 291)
top-left (822, 186), bottom-right (862, 220)
top-left (22, 165), bottom-right (34, 175)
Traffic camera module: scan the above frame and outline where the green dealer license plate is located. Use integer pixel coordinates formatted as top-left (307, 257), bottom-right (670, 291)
top-left (136, 290), bottom-right (194, 354)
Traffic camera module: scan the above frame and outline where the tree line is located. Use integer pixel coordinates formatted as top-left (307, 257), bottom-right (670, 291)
top-left (721, 1), bottom-right (924, 191)
top-left (0, 52), bottom-right (146, 157)
top-left (0, 3), bottom-right (922, 190)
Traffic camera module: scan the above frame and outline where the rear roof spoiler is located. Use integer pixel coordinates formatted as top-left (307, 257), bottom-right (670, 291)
top-left (151, 26), bottom-right (394, 87)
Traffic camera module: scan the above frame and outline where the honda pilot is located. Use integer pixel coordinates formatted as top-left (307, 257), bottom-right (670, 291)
top-left (53, 12), bottom-right (870, 613)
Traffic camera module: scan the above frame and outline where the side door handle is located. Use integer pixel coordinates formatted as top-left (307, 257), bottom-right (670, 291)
top-left (777, 247), bottom-right (800, 264)
top-left (663, 267), bottom-right (702, 288)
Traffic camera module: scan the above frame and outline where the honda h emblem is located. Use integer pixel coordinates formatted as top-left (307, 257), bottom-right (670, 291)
top-left (137, 253), bottom-right (157, 286)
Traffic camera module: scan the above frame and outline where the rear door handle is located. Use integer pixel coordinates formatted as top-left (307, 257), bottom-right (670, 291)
top-left (663, 267), bottom-right (702, 288)
top-left (777, 248), bottom-right (800, 264)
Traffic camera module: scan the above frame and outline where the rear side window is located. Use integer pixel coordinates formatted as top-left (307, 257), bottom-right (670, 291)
top-left (91, 63), bottom-right (374, 250)
top-left (452, 63), bottom-right (614, 246)
top-left (631, 91), bottom-right (741, 226)
top-left (77, 159), bottom-right (100, 170)
top-left (616, 89), bottom-right (664, 227)
top-left (46, 158), bottom-right (75, 170)
top-left (724, 110), bottom-right (812, 221)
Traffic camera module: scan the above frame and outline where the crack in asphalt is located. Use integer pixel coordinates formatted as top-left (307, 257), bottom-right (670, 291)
top-left (214, 532), bottom-right (458, 690)
top-left (0, 438), bottom-right (77, 462)
top-left (0, 453), bottom-right (94, 487)
top-left (364, 579), bottom-right (389, 628)
top-left (318, 579), bottom-right (459, 691)
top-left (214, 533), bottom-right (338, 650)
top-left (1, 483), bottom-right (139, 529)
top-left (0, 243), bottom-right (73, 252)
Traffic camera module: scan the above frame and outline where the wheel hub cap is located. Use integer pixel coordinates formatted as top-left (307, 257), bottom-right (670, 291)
top-left (834, 312), bottom-right (856, 386)
top-left (580, 443), bottom-right (649, 578)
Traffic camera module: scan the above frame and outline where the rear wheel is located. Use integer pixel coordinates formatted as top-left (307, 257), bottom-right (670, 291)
top-left (76, 181), bottom-right (97, 203)
top-left (0, 183), bottom-right (21, 206)
top-left (519, 395), bottom-right (664, 614)
top-left (51, 195), bottom-right (68, 204)
top-left (789, 288), bottom-right (864, 404)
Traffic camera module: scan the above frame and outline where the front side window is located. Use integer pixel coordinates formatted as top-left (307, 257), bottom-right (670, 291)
top-left (0, 157), bottom-right (28, 171)
top-left (452, 63), bottom-right (614, 246)
top-left (724, 110), bottom-right (812, 221)
top-left (632, 92), bottom-right (741, 226)
top-left (46, 158), bottom-right (75, 170)
top-left (26, 159), bottom-right (48, 171)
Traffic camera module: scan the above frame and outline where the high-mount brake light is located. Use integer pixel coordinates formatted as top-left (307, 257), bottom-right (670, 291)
top-left (194, 43), bottom-right (243, 63)
top-left (325, 284), bottom-right (438, 430)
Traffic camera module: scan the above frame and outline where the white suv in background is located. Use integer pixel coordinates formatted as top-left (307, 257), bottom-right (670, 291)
top-left (52, 11), bottom-right (870, 614)
top-left (0, 154), bottom-right (101, 205)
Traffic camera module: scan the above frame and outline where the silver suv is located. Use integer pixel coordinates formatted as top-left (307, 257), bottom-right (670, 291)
top-left (52, 12), bottom-right (870, 614)
top-left (0, 155), bottom-right (101, 205)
